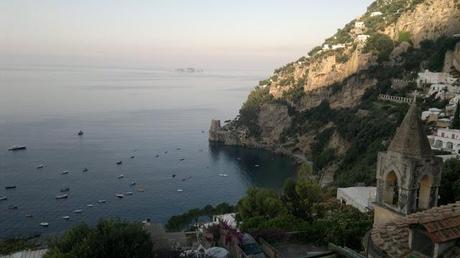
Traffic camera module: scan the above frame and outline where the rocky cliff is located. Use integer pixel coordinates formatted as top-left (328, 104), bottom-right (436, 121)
top-left (210, 0), bottom-right (460, 187)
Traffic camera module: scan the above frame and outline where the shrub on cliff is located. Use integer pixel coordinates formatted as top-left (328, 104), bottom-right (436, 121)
top-left (237, 87), bottom-right (273, 137)
top-left (364, 33), bottom-right (395, 63)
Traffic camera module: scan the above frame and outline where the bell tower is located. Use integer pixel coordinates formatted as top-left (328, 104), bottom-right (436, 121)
top-left (374, 102), bottom-right (442, 226)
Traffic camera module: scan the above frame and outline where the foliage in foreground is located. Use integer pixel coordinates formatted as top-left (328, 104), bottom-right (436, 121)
top-left (0, 238), bottom-right (38, 256)
top-left (439, 159), bottom-right (460, 205)
top-left (44, 219), bottom-right (153, 258)
top-left (237, 177), bottom-right (372, 250)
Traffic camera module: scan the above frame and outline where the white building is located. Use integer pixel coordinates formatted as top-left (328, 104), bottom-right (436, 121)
top-left (428, 128), bottom-right (460, 154)
top-left (370, 11), bottom-right (383, 17)
top-left (421, 108), bottom-right (443, 121)
top-left (417, 70), bottom-right (457, 87)
top-left (331, 44), bottom-right (346, 50)
top-left (322, 44), bottom-right (330, 51)
top-left (336, 187), bottom-right (376, 213)
top-left (428, 84), bottom-right (460, 99)
top-left (356, 34), bottom-right (370, 43)
top-left (355, 21), bottom-right (366, 30)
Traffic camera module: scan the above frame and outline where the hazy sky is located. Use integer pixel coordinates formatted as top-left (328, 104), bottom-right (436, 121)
top-left (0, 0), bottom-right (373, 70)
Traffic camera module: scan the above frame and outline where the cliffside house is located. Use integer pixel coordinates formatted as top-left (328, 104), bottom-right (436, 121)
top-left (365, 102), bottom-right (460, 257)
top-left (355, 21), bottom-right (366, 31)
top-left (331, 44), bottom-right (346, 50)
top-left (322, 44), bottom-right (330, 51)
top-left (417, 70), bottom-right (457, 88)
top-left (356, 34), bottom-right (370, 43)
top-left (370, 11), bottom-right (383, 17)
top-left (336, 187), bottom-right (376, 213)
top-left (428, 128), bottom-right (460, 154)
top-left (421, 108), bottom-right (443, 121)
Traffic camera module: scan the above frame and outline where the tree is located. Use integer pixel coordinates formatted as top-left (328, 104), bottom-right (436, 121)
top-left (237, 188), bottom-right (286, 221)
top-left (451, 101), bottom-right (460, 129)
top-left (44, 219), bottom-right (153, 258)
top-left (439, 159), bottom-right (460, 205)
top-left (364, 33), bottom-right (395, 63)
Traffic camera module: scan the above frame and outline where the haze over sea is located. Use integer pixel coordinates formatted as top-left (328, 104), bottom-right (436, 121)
top-left (0, 65), bottom-right (295, 238)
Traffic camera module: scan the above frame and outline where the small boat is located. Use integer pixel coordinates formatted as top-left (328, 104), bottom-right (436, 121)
top-left (73, 209), bottom-right (83, 214)
top-left (137, 188), bottom-right (144, 192)
top-left (116, 161), bottom-right (122, 165)
top-left (0, 196), bottom-right (7, 201)
top-left (255, 164), bottom-right (260, 167)
top-left (201, 130), bottom-right (205, 133)
top-left (25, 214), bottom-right (33, 218)
top-left (130, 156), bottom-right (135, 159)
top-left (125, 192), bottom-right (133, 196)
top-left (8, 205), bottom-right (18, 210)
top-left (155, 154), bottom-right (160, 158)
top-left (176, 148), bottom-right (181, 150)
top-left (61, 170), bottom-right (70, 175)
top-left (40, 222), bottom-right (49, 227)
top-left (62, 216), bottom-right (70, 220)
top-left (116, 194), bottom-right (124, 198)
top-left (60, 187), bottom-right (70, 193)
top-left (118, 174), bottom-right (124, 179)
top-left (87, 204), bottom-right (94, 207)
top-left (179, 158), bottom-right (185, 161)
top-left (172, 174), bottom-right (176, 178)
top-left (56, 194), bottom-right (68, 199)
top-left (78, 130), bottom-right (84, 136)
top-left (130, 181), bottom-right (136, 186)
top-left (36, 164), bottom-right (44, 169)
top-left (164, 151), bottom-right (168, 154)
top-left (177, 189), bottom-right (183, 192)
top-left (219, 173), bottom-right (228, 177)
top-left (97, 200), bottom-right (106, 204)
top-left (5, 185), bottom-right (16, 190)
top-left (8, 145), bottom-right (26, 151)
top-left (82, 168), bottom-right (88, 172)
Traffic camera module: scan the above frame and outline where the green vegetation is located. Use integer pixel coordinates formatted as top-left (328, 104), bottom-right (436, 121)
top-left (439, 159), bottom-right (460, 205)
top-left (237, 86), bottom-right (273, 137)
top-left (165, 203), bottom-right (234, 232)
top-left (398, 31), bottom-right (412, 43)
top-left (0, 239), bottom-right (38, 256)
top-left (44, 219), bottom-right (153, 258)
top-left (364, 33), bottom-right (395, 63)
top-left (237, 178), bottom-right (372, 250)
top-left (452, 101), bottom-right (460, 130)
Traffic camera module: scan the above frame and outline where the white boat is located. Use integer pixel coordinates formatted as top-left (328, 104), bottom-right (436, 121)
top-left (137, 188), bottom-right (144, 192)
top-left (62, 216), bottom-right (70, 220)
top-left (61, 170), bottom-right (70, 175)
top-left (36, 164), bottom-right (44, 169)
top-left (8, 145), bottom-right (26, 151)
top-left (25, 214), bottom-right (33, 218)
top-left (116, 194), bottom-right (124, 198)
top-left (255, 164), bottom-right (260, 167)
top-left (0, 196), bottom-right (7, 201)
top-left (219, 173), bottom-right (228, 177)
top-left (87, 204), bottom-right (94, 207)
top-left (73, 209), bottom-right (83, 214)
top-left (130, 181), bottom-right (136, 186)
top-left (97, 200), bottom-right (106, 204)
top-left (40, 222), bottom-right (49, 227)
top-left (125, 192), bottom-right (133, 196)
top-left (177, 189), bottom-right (183, 192)
top-left (56, 194), bottom-right (68, 199)
top-left (118, 174), bottom-right (124, 179)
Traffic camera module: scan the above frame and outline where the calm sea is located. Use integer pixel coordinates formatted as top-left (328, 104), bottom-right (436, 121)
top-left (0, 65), bottom-right (295, 238)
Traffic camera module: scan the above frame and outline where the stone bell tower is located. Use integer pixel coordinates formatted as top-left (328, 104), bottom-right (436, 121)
top-left (373, 102), bottom-right (442, 226)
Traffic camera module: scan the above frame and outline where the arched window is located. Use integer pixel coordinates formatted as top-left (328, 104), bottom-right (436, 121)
top-left (417, 175), bottom-right (432, 210)
top-left (384, 171), bottom-right (399, 206)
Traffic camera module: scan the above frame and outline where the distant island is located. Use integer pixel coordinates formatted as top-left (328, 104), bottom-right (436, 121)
top-left (174, 67), bottom-right (204, 73)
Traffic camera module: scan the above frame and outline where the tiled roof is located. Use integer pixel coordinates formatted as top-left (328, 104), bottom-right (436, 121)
top-left (371, 202), bottom-right (460, 258)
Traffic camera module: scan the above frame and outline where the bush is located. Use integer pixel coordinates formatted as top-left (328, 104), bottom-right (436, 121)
top-left (398, 31), bottom-right (411, 43)
top-left (44, 219), bottom-right (153, 258)
top-left (364, 33), bottom-right (395, 63)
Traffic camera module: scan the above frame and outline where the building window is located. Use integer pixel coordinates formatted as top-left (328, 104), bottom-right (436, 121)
top-left (384, 171), bottom-right (399, 207)
top-left (434, 140), bottom-right (443, 148)
top-left (447, 142), bottom-right (454, 150)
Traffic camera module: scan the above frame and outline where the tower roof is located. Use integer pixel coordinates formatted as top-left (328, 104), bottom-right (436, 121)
top-left (387, 103), bottom-right (432, 159)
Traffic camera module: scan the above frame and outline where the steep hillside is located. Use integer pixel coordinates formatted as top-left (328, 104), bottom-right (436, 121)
top-left (210, 0), bottom-right (460, 187)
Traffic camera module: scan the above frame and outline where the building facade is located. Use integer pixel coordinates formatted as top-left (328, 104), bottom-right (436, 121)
top-left (428, 128), bottom-right (460, 154)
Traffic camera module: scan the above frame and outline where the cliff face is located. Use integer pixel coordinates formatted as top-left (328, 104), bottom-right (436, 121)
top-left (210, 0), bottom-right (460, 186)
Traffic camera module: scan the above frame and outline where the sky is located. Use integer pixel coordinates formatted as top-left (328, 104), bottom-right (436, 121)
top-left (0, 0), bottom-right (374, 70)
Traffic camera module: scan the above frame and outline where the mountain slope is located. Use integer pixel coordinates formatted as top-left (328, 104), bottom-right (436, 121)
top-left (210, 0), bottom-right (460, 187)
